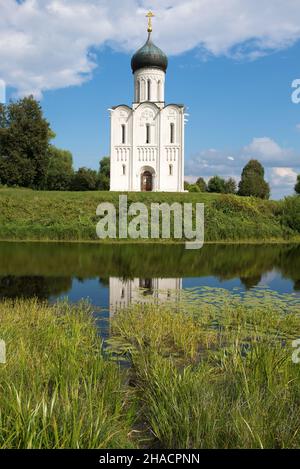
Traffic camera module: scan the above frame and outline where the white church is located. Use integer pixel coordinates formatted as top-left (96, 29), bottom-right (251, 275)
top-left (109, 12), bottom-right (185, 192)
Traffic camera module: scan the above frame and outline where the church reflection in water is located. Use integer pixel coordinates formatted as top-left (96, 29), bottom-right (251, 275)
top-left (109, 278), bottom-right (182, 317)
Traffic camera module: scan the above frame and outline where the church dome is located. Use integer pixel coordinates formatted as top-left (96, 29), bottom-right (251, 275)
top-left (131, 33), bottom-right (168, 74)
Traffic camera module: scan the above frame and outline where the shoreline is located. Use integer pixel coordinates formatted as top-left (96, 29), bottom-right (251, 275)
top-left (0, 237), bottom-right (300, 246)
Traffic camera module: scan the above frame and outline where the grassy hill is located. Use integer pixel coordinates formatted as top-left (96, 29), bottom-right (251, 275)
top-left (0, 188), bottom-right (299, 243)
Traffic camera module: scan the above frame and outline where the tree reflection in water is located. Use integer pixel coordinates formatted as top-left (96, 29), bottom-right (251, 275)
top-left (0, 242), bottom-right (299, 301)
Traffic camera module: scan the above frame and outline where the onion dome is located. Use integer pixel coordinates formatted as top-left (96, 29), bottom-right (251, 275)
top-left (131, 11), bottom-right (168, 73)
top-left (131, 33), bottom-right (168, 73)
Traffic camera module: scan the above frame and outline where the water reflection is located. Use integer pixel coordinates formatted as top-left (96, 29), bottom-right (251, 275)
top-left (0, 242), bottom-right (299, 311)
top-left (109, 278), bottom-right (182, 316)
top-left (0, 276), bottom-right (72, 300)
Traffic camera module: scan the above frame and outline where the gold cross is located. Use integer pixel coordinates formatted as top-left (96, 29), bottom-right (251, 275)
top-left (146, 10), bottom-right (155, 33)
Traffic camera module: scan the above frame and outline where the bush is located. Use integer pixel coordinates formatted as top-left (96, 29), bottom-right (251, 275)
top-left (208, 176), bottom-right (226, 193)
top-left (213, 194), bottom-right (261, 216)
top-left (71, 167), bottom-right (98, 191)
top-left (282, 196), bottom-right (300, 233)
top-left (188, 183), bottom-right (201, 192)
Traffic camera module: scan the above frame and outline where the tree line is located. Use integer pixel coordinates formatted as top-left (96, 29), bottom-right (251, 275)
top-left (0, 97), bottom-right (110, 191)
top-left (186, 159), bottom-right (300, 199)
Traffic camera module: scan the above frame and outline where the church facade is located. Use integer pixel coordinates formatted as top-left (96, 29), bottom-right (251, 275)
top-left (109, 12), bottom-right (185, 192)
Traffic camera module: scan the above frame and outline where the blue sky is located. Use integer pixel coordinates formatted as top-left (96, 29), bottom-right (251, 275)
top-left (1, 0), bottom-right (300, 198)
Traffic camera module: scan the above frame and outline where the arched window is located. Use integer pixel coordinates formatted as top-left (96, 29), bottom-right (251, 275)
top-left (157, 80), bottom-right (161, 101)
top-left (169, 164), bottom-right (173, 176)
top-left (141, 80), bottom-right (146, 101)
top-left (170, 123), bottom-right (175, 144)
top-left (146, 124), bottom-right (151, 144)
top-left (121, 124), bottom-right (126, 144)
top-left (122, 164), bottom-right (126, 176)
top-left (147, 79), bottom-right (151, 101)
top-left (137, 80), bottom-right (140, 102)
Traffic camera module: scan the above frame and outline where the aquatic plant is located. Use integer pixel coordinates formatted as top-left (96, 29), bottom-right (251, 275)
top-left (0, 299), bottom-right (135, 449)
top-left (110, 288), bottom-right (300, 448)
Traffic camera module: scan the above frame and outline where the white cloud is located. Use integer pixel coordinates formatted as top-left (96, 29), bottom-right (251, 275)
top-left (185, 137), bottom-right (300, 199)
top-left (270, 167), bottom-right (297, 187)
top-left (268, 167), bottom-right (298, 199)
top-left (242, 137), bottom-right (290, 162)
top-left (241, 137), bottom-right (299, 166)
top-left (1, 0), bottom-right (300, 96)
top-left (0, 78), bottom-right (6, 103)
top-left (185, 148), bottom-right (241, 187)
top-left (184, 175), bottom-right (198, 184)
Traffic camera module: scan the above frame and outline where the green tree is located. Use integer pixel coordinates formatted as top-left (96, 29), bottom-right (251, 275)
top-left (196, 177), bottom-right (207, 192)
top-left (98, 157), bottom-right (110, 191)
top-left (188, 183), bottom-right (201, 192)
top-left (0, 97), bottom-right (51, 189)
top-left (238, 160), bottom-right (270, 199)
top-left (224, 177), bottom-right (237, 194)
top-left (295, 175), bottom-right (300, 195)
top-left (208, 176), bottom-right (226, 193)
top-left (71, 167), bottom-right (98, 191)
top-left (46, 146), bottom-right (74, 191)
top-left (184, 181), bottom-right (190, 191)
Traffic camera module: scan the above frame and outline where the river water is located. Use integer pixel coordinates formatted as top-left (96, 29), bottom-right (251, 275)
top-left (1, 242), bottom-right (299, 338)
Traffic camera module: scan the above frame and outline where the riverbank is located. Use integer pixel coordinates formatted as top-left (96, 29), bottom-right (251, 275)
top-left (1, 188), bottom-right (299, 243)
top-left (1, 291), bottom-right (300, 449)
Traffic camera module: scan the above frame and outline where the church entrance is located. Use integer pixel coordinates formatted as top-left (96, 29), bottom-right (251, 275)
top-left (141, 171), bottom-right (153, 192)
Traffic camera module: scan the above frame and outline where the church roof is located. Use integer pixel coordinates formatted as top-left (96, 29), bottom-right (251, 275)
top-left (131, 32), bottom-right (168, 74)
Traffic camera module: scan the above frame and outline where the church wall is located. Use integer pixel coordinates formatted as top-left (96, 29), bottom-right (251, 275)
top-left (134, 67), bottom-right (165, 103)
top-left (158, 105), bottom-right (184, 192)
top-left (131, 102), bottom-right (159, 191)
top-left (110, 106), bottom-right (132, 191)
top-left (110, 102), bottom-right (185, 192)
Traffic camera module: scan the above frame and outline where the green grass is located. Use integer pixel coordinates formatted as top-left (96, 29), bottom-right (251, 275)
top-left (110, 289), bottom-right (300, 449)
top-left (0, 299), bottom-right (135, 449)
top-left (1, 290), bottom-right (300, 449)
top-left (0, 187), bottom-right (299, 242)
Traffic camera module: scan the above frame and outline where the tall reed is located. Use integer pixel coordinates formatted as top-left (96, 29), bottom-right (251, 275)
top-left (0, 299), bottom-right (135, 449)
top-left (110, 289), bottom-right (300, 448)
